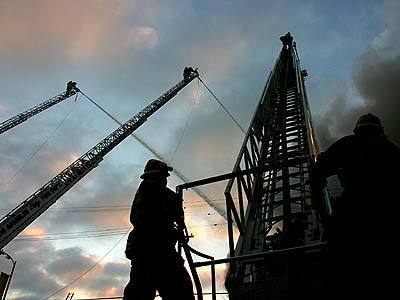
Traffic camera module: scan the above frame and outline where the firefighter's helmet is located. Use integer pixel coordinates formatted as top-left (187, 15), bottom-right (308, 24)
top-left (354, 113), bottom-right (383, 135)
top-left (140, 159), bottom-right (173, 179)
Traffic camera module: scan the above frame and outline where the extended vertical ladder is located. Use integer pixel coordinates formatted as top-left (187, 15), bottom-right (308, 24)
top-left (224, 33), bottom-right (329, 299)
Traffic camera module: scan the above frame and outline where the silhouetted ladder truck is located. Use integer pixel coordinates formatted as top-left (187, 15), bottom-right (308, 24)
top-left (177, 33), bottom-right (332, 300)
top-left (0, 70), bottom-right (199, 249)
top-left (0, 81), bottom-right (79, 135)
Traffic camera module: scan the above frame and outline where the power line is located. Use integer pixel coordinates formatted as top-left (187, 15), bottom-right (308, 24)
top-left (198, 76), bottom-right (246, 135)
top-left (0, 207), bottom-right (221, 217)
top-left (19, 227), bottom-right (128, 237)
top-left (188, 223), bottom-right (227, 228)
top-left (15, 228), bottom-right (129, 242)
top-left (14, 233), bottom-right (127, 242)
top-left (13, 223), bottom-right (228, 242)
top-left (0, 199), bottom-right (236, 213)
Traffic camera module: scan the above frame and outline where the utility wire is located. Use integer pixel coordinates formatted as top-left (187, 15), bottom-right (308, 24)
top-left (0, 208), bottom-right (222, 216)
top-left (188, 223), bottom-right (227, 228)
top-left (15, 228), bottom-right (129, 242)
top-left (0, 100), bottom-right (78, 192)
top-left (198, 76), bottom-right (246, 135)
top-left (15, 233), bottom-right (126, 242)
top-left (43, 228), bottom-right (131, 300)
top-left (0, 196), bottom-right (238, 209)
top-left (13, 223), bottom-right (228, 242)
top-left (0, 198), bottom-right (238, 213)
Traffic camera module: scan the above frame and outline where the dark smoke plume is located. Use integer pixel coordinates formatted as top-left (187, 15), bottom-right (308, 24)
top-left (353, 48), bottom-right (400, 145)
top-left (316, 48), bottom-right (400, 149)
top-left (316, 0), bottom-right (400, 149)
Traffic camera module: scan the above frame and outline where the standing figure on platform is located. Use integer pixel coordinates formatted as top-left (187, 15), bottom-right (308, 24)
top-left (123, 159), bottom-right (194, 300)
top-left (183, 67), bottom-right (198, 80)
top-left (66, 81), bottom-right (77, 96)
top-left (316, 113), bottom-right (400, 298)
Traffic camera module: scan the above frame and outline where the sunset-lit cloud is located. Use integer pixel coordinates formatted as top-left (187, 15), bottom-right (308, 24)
top-left (0, 104), bottom-right (7, 114)
top-left (21, 227), bottom-right (46, 237)
top-left (50, 154), bottom-right (80, 173)
top-left (127, 26), bottom-right (159, 49)
top-left (0, 0), bottom-right (160, 65)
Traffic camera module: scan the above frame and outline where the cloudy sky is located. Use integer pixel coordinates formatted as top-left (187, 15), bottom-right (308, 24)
top-left (0, 0), bottom-right (399, 299)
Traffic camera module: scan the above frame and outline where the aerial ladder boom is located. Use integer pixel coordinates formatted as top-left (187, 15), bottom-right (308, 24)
top-left (0, 71), bottom-right (198, 249)
top-left (0, 81), bottom-right (79, 135)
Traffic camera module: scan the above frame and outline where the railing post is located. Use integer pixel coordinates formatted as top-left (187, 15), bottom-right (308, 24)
top-left (211, 260), bottom-right (216, 300)
top-left (177, 186), bottom-right (203, 300)
top-left (182, 244), bottom-right (203, 300)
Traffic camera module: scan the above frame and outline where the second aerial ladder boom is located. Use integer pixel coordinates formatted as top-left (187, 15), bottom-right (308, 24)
top-left (0, 71), bottom-right (199, 249)
top-left (0, 81), bottom-right (79, 135)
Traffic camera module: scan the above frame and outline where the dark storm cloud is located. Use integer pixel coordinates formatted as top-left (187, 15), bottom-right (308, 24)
top-left (46, 247), bottom-right (129, 295)
top-left (46, 247), bottom-right (96, 280)
top-left (76, 262), bottom-right (129, 297)
top-left (4, 242), bottom-right (128, 299)
top-left (5, 242), bottom-right (62, 299)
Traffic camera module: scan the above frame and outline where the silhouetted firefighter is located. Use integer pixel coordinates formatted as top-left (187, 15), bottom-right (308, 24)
top-left (183, 67), bottom-right (198, 80)
top-left (315, 113), bottom-right (400, 298)
top-left (65, 81), bottom-right (77, 96)
top-left (124, 159), bottom-right (194, 300)
top-left (280, 32), bottom-right (293, 49)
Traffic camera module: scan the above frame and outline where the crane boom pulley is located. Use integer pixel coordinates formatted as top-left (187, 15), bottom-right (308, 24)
top-left (0, 82), bottom-right (79, 135)
top-left (0, 71), bottom-right (199, 249)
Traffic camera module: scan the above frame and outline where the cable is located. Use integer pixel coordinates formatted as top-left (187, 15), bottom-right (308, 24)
top-left (187, 223), bottom-right (227, 228)
top-left (14, 233), bottom-right (127, 242)
top-left (15, 229), bottom-right (129, 242)
top-left (0, 199), bottom-right (232, 210)
top-left (198, 76), bottom-right (246, 135)
top-left (13, 223), bottom-right (227, 242)
top-left (0, 207), bottom-right (221, 217)
top-left (0, 100), bottom-right (78, 192)
top-left (170, 79), bottom-right (201, 162)
top-left (43, 228), bottom-right (131, 300)
top-left (78, 90), bottom-right (123, 128)
top-left (77, 90), bottom-right (228, 221)
top-left (0, 197), bottom-right (237, 213)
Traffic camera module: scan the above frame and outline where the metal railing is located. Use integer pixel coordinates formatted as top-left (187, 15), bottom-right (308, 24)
top-left (176, 168), bottom-right (328, 299)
